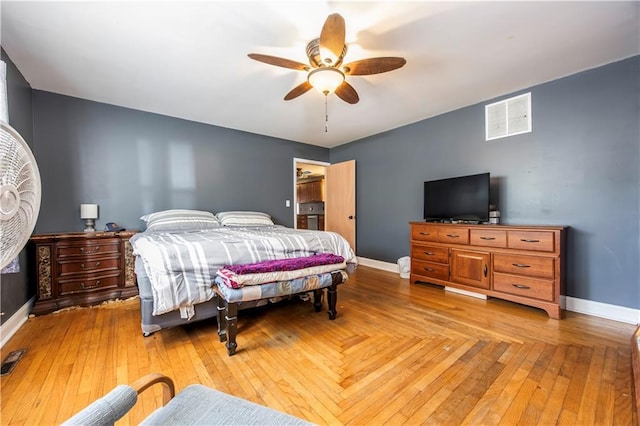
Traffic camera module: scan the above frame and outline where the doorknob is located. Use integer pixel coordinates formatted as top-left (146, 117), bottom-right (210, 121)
top-left (348, 215), bottom-right (355, 220)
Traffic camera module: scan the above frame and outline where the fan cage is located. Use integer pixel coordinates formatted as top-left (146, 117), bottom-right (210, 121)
top-left (0, 121), bottom-right (41, 270)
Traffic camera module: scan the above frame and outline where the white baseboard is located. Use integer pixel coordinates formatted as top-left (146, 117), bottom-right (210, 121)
top-left (445, 286), bottom-right (488, 300)
top-left (357, 256), bottom-right (399, 273)
top-left (0, 297), bottom-right (34, 349)
top-left (562, 295), bottom-right (640, 324)
top-left (358, 257), bottom-right (640, 325)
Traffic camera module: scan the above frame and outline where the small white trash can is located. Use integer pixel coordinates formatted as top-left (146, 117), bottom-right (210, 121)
top-left (397, 256), bottom-right (410, 279)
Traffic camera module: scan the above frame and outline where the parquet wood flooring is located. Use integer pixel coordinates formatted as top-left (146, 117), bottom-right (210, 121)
top-left (0, 265), bottom-right (636, 425)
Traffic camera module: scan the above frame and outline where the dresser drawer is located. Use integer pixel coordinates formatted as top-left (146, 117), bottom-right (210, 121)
top-left (493, 254), bottom-right (554, 279)
top-left (58, 256), bottom-right (121, 276)
top-left (411, 225), bottom-right (440, 242)
top-left (438, 227), bottom-right (469, 244)
top-left (470, 229), bottom-right (507, 248)
top-left (58, 274), bottom-right (121, 295)
top-left (411, 259), bottom-right (449, 281)
top-left (493, 273), bottom-right (554, 302)
top-left (411, 244), bottom-right (448, 263)
top-left (507, 231), bottom-right (555, 252)
top-left (57, 239), bottom-right (121, 258)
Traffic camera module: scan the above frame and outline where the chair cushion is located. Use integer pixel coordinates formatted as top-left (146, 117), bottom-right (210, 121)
top-left (140, 384), bottom-right (313, 425)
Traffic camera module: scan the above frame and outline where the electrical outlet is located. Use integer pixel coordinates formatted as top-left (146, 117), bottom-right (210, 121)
top-left (285, 200), bottom-right (291, 207)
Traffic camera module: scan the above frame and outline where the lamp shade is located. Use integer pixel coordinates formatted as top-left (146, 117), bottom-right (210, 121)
top-left (307, 67), bottom-right (345, 94)
top-left (80, 203), bottom-right (99, 219)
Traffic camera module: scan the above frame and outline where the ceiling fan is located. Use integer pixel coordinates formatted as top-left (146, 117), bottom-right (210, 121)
top-left (248, 13), bottom-right (406, 104)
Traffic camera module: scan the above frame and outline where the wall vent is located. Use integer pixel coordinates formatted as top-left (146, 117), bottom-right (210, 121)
top-left (485, 92), bottom-right (531, 141)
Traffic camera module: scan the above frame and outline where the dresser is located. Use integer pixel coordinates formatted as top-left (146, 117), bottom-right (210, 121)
top-left (410, 222), bottom-right (566, 319)
top-left (30, 231), bottom-right (138, 315)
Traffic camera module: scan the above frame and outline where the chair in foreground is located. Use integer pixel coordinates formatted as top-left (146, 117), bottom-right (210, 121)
top-left (62, 373), bottom-right (313, 426)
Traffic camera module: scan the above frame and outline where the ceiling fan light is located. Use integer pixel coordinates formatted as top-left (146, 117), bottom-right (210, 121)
top-left (307, 67), bottom-right (345, 95)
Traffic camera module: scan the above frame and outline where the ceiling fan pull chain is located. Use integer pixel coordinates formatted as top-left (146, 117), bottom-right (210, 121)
top-left (324, 94), bottom-right (329, 133)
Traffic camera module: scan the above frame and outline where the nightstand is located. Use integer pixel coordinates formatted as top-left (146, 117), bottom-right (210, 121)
top-left (30, 230), bottom-right (138, 315)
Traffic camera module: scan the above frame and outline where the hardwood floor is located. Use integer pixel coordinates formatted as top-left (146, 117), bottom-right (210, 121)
top-left (1, 265), bottom-right (637, 425)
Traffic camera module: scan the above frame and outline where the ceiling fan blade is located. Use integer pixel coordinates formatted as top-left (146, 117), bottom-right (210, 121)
top-left (319, 13), bottom-right (346, 66)
top-left (343, 57), bottom-right (407, 76)
top-left (284, 81), bottom-right (313, 101)
top-left (248, 53), bottom-right (310, 71)
top-left (334, 81), bottom-right (359, 104)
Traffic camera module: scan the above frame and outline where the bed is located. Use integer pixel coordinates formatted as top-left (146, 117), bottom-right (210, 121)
top-left (130, 210), bottom-right (356, 336)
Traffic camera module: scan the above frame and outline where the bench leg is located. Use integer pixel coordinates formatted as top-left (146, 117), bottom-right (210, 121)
top-left (327, 281), bottom-right (338, 320)
top-left (313, 289), bottom-right (323, 312)
top-left (216, 295), bottom-right (227, 342)
top-left (225, 301), bottom-right (238, 356)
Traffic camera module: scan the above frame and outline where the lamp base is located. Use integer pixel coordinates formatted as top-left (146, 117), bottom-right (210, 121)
top-left (83, 219), bottom-right (96, 232)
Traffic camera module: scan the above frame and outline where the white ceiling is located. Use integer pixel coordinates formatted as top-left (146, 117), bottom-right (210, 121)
top-left (1, 1), bottom-right (638, 148)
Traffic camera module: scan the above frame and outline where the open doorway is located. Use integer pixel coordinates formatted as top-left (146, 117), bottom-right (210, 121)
top-left (293, 158), bottom-right (329, 230)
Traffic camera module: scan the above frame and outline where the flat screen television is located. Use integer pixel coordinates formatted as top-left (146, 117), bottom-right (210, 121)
top-left (423, 172), bottom-right (490, 222)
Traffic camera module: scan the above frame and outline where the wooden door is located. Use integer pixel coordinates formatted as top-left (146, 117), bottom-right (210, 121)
top-left (325, 160), bottom-right (356, 252)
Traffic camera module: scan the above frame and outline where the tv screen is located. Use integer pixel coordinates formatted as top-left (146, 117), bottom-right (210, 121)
top-left (423, 173), bottom-right (490, 222)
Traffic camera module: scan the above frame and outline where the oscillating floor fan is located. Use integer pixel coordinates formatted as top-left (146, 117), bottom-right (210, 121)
top-left (0, 121), bottom-right (41, 270)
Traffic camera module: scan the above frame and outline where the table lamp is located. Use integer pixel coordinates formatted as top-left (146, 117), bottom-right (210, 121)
top-left (80, 203), bottom-right (99, 232)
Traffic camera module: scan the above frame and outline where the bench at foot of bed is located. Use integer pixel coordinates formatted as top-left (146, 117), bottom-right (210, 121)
top-left (213, 270), bottom-right (347, 356)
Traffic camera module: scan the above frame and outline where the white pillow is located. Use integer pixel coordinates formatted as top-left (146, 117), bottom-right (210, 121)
top-left (216, 211), bottom-right (274, 227)
top-left (141, 209), bottom-right (220, 231)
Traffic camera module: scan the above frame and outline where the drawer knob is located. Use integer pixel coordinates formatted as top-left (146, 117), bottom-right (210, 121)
top-left (424, 267), bottom-right (435, 272)
top-left (81, 262), bottom-right (101, 270)
top-left (512, 284), bottom-right (531, 290)
top-left (446, 234), bottom-right (459, 238)
top-left (480, 236), bottom-right (495, 240)
top-left (423, 251), bottom-right (435, 256)
top-left (419, 232), bottom-right (430, 236)
top-left (512, 263), bottom-right (531, 268)
top-left (80, 246), bottom-right (100, 253)
top-left (81, 280), bottom-right (100, 289)
top-left (520, 239), bottom-right (540, 243)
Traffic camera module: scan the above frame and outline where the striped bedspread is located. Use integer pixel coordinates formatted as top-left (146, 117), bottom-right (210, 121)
top-left (130, 225), bottom-right (355, 317)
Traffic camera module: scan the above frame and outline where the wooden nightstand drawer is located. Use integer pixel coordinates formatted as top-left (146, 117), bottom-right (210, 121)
top-left (493, 272), bottom-right (554, 302)
top-left (493, 254), bottom-right (554, 279)
top-left (470, 229), bottom-right (507, 248)
top-left (412, 259), bottom-right (449, 281)
top-left (59, 274), bottom-right (121, 295)
top-left (57, 240), bottom-right (120, 258)
top-left (411, 244), bottom-right (448, 263)
top-left (507, 230), bottom-right (555, 252)
top-left (31, 230), bottom-right (139, 315)
top-left (58, 256), bottom-right (120, 276)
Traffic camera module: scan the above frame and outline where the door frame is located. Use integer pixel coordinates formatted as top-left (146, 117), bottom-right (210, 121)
top-left (293, 158), bottom-right (329, 228)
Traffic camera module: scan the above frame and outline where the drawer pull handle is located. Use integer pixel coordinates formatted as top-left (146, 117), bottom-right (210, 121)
top-left (520, 239), bottom-right (540, 243)
top-left (81, 280), bottom-right (100, 289)
top-left (424, 267), bottom-right (435, 272)
top-left (419, 232), bottom-right (431, 236)
top-left (81, 262), bottom-right (101, 270)
top-left (483, 264), bottom-right (488, 277)
top-left (480, 237), bottom-right (496, 240)
top-left (446, 234), bottom-right (459, 238)
top-left (80, 246), bottom-right (100, 253)
top-left (423, 251), bottom-right (435, 256)
top-left (512, 263), bottom-right (531, 268)
top-left (512, 284), bottom-right (531, 290)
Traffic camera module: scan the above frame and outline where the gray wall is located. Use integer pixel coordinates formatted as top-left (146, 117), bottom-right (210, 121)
top-left (331, 55), bottom-right (640, 310)
top-left (1, 48), bottom-right (35, 324)
top-left (32, 92), bottom-right (329, 233)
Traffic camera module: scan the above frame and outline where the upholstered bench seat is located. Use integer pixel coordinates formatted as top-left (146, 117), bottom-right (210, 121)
top-left (214, 270), bottom-right (347, 355)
